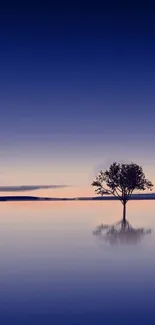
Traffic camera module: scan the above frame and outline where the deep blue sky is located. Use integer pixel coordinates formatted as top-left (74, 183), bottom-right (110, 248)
top-left (0, 2), bottom-right (155, 187)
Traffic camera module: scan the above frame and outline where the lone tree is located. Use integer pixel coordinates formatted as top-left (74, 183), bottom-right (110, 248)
top-left (92, 162), bottom-right (153, 221)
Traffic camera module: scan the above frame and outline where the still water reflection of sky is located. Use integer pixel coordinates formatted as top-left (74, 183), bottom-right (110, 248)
top-left (0, 200), bottom-right (155, 324)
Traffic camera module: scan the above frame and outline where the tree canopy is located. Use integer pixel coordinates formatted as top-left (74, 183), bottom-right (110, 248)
top-left (92, 162), bottom-right (153, 204)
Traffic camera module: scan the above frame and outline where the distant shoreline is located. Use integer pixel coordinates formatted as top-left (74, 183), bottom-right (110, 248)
top-left (0, 194), bottom-right (155, 202)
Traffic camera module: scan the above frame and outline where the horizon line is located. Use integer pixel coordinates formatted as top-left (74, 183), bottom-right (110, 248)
top-left (0, 193), bottom-right (155, 202)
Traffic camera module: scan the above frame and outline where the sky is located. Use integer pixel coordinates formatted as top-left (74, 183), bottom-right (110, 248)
top-left (0, 2), bottom-right (155, 196)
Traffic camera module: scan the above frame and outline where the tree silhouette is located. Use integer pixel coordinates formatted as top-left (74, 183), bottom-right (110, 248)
top-left (93, 219), bottom-right (151, 246)
top-left (92, 162), bottom-right (153, 221)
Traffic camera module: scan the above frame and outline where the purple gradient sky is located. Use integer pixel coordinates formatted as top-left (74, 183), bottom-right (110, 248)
top-left (0, 2), bottom-right (155, 193)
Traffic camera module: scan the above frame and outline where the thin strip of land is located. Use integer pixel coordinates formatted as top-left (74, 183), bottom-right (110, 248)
top-left (0, 193), bottom-right (155, 201)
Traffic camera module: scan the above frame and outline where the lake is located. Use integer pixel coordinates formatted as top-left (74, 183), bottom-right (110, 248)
top-left (0, 200), bottom-right (155, 324)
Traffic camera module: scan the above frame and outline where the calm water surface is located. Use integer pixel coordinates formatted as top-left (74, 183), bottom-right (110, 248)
top-left (0, 200), bottom-right (155, 324)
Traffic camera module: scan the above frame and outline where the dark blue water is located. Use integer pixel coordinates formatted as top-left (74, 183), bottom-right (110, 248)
top-left (0, 201), bottom-right (154, 324)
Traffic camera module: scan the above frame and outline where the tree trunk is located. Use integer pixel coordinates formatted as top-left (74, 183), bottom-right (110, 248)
top-left (123, 202), bottom-right (126, 222)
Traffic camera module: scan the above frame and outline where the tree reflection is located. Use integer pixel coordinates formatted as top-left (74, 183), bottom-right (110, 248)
top-left (93, 219), bottom-right (151, 246)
